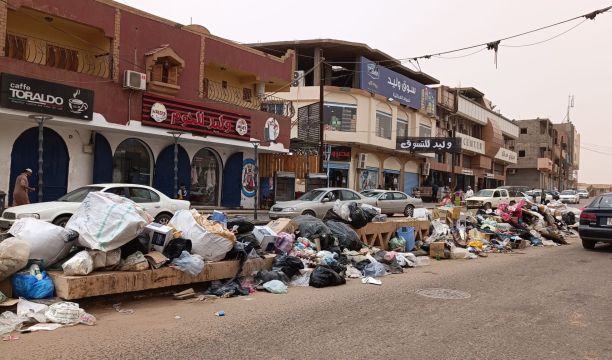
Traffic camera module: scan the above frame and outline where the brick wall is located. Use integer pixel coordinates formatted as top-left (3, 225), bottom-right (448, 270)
top-left (0, 1), bottom-right (7, 57)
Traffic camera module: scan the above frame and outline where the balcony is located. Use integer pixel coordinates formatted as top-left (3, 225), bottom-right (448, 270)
top-left (537, 158), bottom-right (553, 172)
top-left (5, 32), bottom-right (111, 78)
top-left (202, 78), bottom-right (294, 117)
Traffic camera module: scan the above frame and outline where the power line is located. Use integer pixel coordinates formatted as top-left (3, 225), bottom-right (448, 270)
top-left (501, 19), bottom-right (587, 48)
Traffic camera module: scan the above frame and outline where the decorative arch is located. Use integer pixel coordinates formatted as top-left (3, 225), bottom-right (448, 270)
top-left (93, 132), bottom-right (113, 184)
top-left (154, 144), bottom-right (191, 199)
top-left (112, 138), bottom-right (154, 185)
top-left (190, 147), bottom-right (222, 206)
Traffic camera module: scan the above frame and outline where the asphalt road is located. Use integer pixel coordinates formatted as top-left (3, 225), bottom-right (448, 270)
top-left (5, 235), bottom-right (611, 360)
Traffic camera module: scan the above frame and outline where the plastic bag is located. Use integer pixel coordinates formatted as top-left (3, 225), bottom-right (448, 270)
top-left (12, 268), bottom-right (54, 299)
top-left (9, 218), bottom-right (78, 267)
top-left (0, 238), bottom-right (30, 281)
top-left (162, 238), bottom-right (192, 261)
top-left (66, 192), bottom-right (150, 251)
top-left (45, 302), bottom-right (89, 324)
top-left (169, 210), bottom-right (234, 261)
top-left (263, 280), bottom-right (288, 294)
top-left (347, 203), bottom-right (369, 229)
top-left (0, 311), bottom-right (28, 335)
top-left (325, 220), bottom-right (362, 251)
top-left (362, 258), bottom-right (386, 278)
top-left (226, 218), bottom-right (255, 234)
top-left (333, 200), bottom-right (352, 222)
top-left (62, 250), bottom-right (94, 276)
top-left (119, 251), bottom-right (149, 271)
top-left (293, 215), bottom-right (331, 240)
top-left (254, 270), bottom-right (290, 285)
top-left (17, 298), bottom-right (49, 323)
top-left (206, 279), bottom-right (249, 297)
top-left (274, 232), bottom-right (295, 253)
top-left (171, 251), bottom-right (204, 276)
top-left (273, 255), bottom-right (304, 278)
top-left (289, 270), bottom-right (312, 287)
top-left (413, 208), bottom-right (430, 219)
top-left (309, 265), bottom-right (346, 288)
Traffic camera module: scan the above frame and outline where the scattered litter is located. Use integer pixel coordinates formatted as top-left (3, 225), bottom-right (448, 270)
top-left (174, 315), bottom-right (181, 320)
top-left (262, 280), bottom-right (288, 294)
top-left (112, 303), bottom-right (134, 315)
top-left (173, 288), bottom-right (196, 300)
top-left (2, 335), bottom-right (19, 341)
top-left (214, 310), bottom-right (225, 317)
top-left (361, 277), bottom-right (382, 285)
top-left (21, 323), bottom-right (63, 332)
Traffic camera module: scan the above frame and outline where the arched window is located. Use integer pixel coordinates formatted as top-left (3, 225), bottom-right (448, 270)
top-left (191, 148), bottom-right (221, 206)
top-left (112, 138), bottom-right (153, 185)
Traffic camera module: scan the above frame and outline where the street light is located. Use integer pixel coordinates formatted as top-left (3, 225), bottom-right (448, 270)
top-left (167, 131), bottom-right (186, 199)
top-left (251, 139), bottom-right (260, 220)
top-left (28, 114), bottom-right (53, 202)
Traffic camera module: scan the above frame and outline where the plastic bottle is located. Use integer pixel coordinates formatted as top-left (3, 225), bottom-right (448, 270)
top-left (415, 256), bottom-right (431, 267)
top-left (30, 264), bottom-right (43, 281)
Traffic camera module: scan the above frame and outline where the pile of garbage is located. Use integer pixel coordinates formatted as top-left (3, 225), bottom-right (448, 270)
top-left (421, 198), bottom-right (580, 259)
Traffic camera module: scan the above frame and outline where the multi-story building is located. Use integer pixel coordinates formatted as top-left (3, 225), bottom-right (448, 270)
top-left (429, 86), bottom-right (518, 192)
top-left (0, 0), bottom-right (295, 209)
top-left (553, 122), bottom-right (580, 190)
top-left (250, 39), bottom-right (439, 196)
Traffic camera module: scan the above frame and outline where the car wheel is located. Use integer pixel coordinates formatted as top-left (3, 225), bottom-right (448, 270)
top-left (484, 202), bottom-right (492, 210)
top-left (404, 205), bottom-right (414, 217)
top-left (52, 215), bottom-right (71, 228)
top-left (154, 213), bottom-right (172, 225)
top-left (582, 239), bottom-right (596, 250)
top-left (302, 210), bottom-right (316, 217)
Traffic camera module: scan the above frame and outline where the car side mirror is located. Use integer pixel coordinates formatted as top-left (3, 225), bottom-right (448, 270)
top-left (321, 198), bottom-right (330, 203)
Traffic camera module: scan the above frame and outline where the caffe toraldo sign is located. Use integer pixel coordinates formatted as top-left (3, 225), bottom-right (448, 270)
top-left (142, 93), bottom-right (251, 140)
top-left (0, 73), bottom-right (94, 120)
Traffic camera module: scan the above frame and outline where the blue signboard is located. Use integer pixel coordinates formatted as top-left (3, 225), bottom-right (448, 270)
top-left (359, 56), bottom-right (433, 111)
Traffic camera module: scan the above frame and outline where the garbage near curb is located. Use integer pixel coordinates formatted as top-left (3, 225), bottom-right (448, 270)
top-left (62, 251), bottom-right (94, 276)
top-left (0, 238), bottom-right (30, 282)
top-left (66, 192), bottom-right (150, 251)
top-left (170, 251), bottom-right (204, 276)
top-left (12, 264), bottom-right (54, 299)
top-left (169, 210), bottom-right (235, 262)
top-left (325, 220), bottom-right (362, 251)
top-left (309, 265), bottom-right (346, 288)
top-left (262, 280), bottom-right (288, 294)
top-left (8, 218), bottom-right (78, 267)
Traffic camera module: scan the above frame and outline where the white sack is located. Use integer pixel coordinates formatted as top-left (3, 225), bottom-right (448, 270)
top-left (169, 210), bottom-right (234, 262)
top-left (66, 192), bottom-right (149, 251)
top-left (0, 238), bottom-right (30, 281)
top-left (8, 218), bottom-right (76, 267)
top-left (62, 250), bottom-right (94, 276)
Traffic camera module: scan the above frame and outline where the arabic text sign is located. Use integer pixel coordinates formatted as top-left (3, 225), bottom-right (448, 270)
top-left (396, 137), bottom-right (462, 153)
top-left (359, 56), bottom-right (426, 110)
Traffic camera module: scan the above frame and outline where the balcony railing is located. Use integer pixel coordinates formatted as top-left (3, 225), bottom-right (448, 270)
top-left (5, 32), bottom-right (112, 78)
top-left (203, 78), bottom-right (294, 117)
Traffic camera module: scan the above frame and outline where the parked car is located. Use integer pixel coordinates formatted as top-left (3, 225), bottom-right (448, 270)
top-left (559, 190), bottom-right (580, 204)
top-left (577, 189), bottom-right (589, 199)
top-left (0, 184), bottom-right (190, 230)
top-left (526, 189), bottom-right (554, 203)
top-left (268, 188), bottom-right (374, 220)
top-left (578, 193), bottom-right (612, 249)
top-left (360, 190), bottom-right (423, 217)
top-left (466, 188), bottom-right (522, 209)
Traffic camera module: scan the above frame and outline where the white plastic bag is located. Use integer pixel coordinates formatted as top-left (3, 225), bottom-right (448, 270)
top-left (66, 192), bottom-right (150, 251)
top-left (169, 210), bottom-right (234, 261)
top-left (17, 298), bottom-right (49, 323)
top-left (0, 238), bottom-right (30, 281)
top-left (333, 200), bottom-right (352, 221)
top-left (62, 251), bottom-right (94, 276)
top-left (87, 249), bottom-right (121, 269)
top-left (45, 302), bottom-right (85, 324)
top-left (9, 218), bottom-right (77, 267)
top-left (263, 280), bottom-right (288, 294)
top-left (413, 208), bottom-right (430, 220)
top-left (170, 251), bottom-right (204, 276)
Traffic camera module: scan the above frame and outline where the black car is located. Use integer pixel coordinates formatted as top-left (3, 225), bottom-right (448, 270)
top-left (578, 193), bottom-right (612, 249)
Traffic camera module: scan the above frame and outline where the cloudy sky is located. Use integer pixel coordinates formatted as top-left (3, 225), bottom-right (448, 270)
top-left (118, 0), bottom-right (612, 184)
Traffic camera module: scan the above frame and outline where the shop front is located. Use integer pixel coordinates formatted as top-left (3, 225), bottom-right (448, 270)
top-left (383, 157), bottom-right (401, 190)
top-left (325, 145), bottom-right (352, 188)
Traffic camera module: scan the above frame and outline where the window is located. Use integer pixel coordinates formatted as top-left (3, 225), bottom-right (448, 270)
top-left (151, 57), bottom-right (180, 85)
top-left (393, 192), bottom-right (408, 200)
top-left (261, 102), bottom-right (286, 115)
top-left (323, 102), bottom-right (356, 132)
top-left (493, 191), bottom-right (500, 198)
top-left (128, 187), bottom-right (159, 203)
top-left (436, 153), bottom-right (445, 163)
top-left (191, 148), bottom-right (220, 206)
top-left (341, 190), bottom-right (361, 201)
top-left (104, 187), bottom-right (126, 196)
top-left (46, 44), bottom-right (78, 72)
top-left (112, 139), bottom-right (152, 186)
top-left (376, 111), bottom-right (392, 139)
top-left (518, 150), bottom-right (526, 157)
top-left (5, 34), bottom-right (27, 61)
top-left (463, 155), bottom-right (472, 168)
top-left (58, 186), bottom-right (104, 202)
top-left (397, 118), bottom-right (408, 139)
top-left (382, 193), bottom-right (394, 200)
top-left (419, 123), bottom-right (432, 137)
top-left (520, 128), bottom-right (527, 134)
top-left (242, 88), bottom-right (252, 102)
top-left (539, 147), bottom-right (547, 157)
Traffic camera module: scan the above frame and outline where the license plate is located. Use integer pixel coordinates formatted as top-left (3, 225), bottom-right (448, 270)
top-left (607, 218), bottom-right (612, 226)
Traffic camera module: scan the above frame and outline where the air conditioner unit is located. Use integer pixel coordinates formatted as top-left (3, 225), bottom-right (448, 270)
top-left (292, 70), bottom-right (305, 87)
top-left (422, 162), bottom-right (431, 176)
top-left (123, 70), bottom-right (147, 90)
top-left (357, 153), bottom-right (368, 169)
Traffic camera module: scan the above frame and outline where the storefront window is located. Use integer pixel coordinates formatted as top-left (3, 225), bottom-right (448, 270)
top-left (397, 118), bottom-right (408, 139)
top-left (376, 111), bottom-right (392, 139)
top-left (112, 138), bottom-right (152, 185)
top-left (358, 169), bottom-right (379, 191)
top-left (419, 123), bottom-right (432, 137)
top-left (324, 102), bottom-right (356, 132)
top-left (190, 148), bottom-right (220, 206)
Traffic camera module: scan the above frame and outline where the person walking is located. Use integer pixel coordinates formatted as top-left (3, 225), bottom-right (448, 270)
top-left (431, 183), bottom-right (439, 203)
top-left (465, 186), bottom-right (474, 199)
top-left (13, 168), bottom-right (35, 206)
top-left (177, 183), bottom-right (188, 200)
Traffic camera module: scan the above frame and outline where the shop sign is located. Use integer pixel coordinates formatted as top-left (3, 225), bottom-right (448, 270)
top-left (396, 137), bottom-right (461, 153)
top-left (456, 132), bottom-right (485, 154)
top-left (0, 73), bottom-right (94, 120)
top-left (264, 117), bottom-right (280, 142)
top-left (241, 159), bottom-right (256, 197)
top-left (462, 169), bottom-right (474, 176)
top-left (142, 93), bottom-right (251, 140)
top-left (329, 146), bottom-right (352, 162)
top-left (359, 57), bottom-right (431, 111)
top-left (494, 148), bottom-right (518, 164)
top-left (485, 172), bottom-right (495, 179)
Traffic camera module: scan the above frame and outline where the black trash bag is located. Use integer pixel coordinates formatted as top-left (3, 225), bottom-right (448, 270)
top-left (120, 234), bottom-right (149, 259)
top-left (224, 240), bottom-right (255, 261)
top-left (387, 260), bottom-right (404, 274)
top-left (206, 278), bottom-right (249, 297)
top-left (309, 265), bottom-right (346, 288)
top-left (236, 233), bottom-right (260, 250)
top-left (162, 238), bottom-right (192, 261)
top-left (293, 215), bottom-right (331, 240)
top-left (328, 262), bottom-right (347, 276)
top-left (325, 220), bottom-right (362, 251)
top-left (272, 255), bottom-right (304, 279)
top-left (362, 207), bottom-right (379, 222)
top-left (562, 212), bottom-right (576, 226)
top-left (317, 234), bottom-right (337, 251)
top-left (227, 218), bottom-right (255, 235)
top-left (323, 209), bottom-right (350, 224)
top-left (354, 259), bottom-right (371, 272)
top-left (347, 203), bottom-right (369, 229)
top-left (254, 270), bottom-right (290, 285)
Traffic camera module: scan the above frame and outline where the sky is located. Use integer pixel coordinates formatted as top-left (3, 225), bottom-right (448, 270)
top-left (117, 0), bottom-right (612, 184)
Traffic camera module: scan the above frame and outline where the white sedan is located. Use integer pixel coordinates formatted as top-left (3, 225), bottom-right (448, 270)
top-left (559, 190), bottom-right (580, 204)
top-left (0, 183), bottom-right (190, 229)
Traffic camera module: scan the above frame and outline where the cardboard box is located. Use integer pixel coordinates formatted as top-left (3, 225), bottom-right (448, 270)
top-left (267, 218), bottom-right (297, 235)
top-left (252, 226), bottom-right (278, 252)
top-left (0, 278), bottom-right (12, 298)
top-left (143, 223), bottom-right (174, 252)
top-left (429, 242), bottom-right (446, 259)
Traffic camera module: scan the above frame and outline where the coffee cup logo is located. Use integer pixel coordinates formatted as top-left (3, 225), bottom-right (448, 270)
top-left (68, 89), bottom-right (89, 116)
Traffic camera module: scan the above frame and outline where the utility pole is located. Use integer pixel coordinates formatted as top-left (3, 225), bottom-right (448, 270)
top-left (319, 56), bottom-right (325, 173)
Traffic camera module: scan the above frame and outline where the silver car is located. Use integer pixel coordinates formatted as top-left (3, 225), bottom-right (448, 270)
top-left (268, 188), bottom-right (373, 220)
top-left (360, 190), bottom-right (423, 217)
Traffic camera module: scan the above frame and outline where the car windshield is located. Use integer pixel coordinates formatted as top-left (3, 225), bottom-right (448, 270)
top-left (297, 190), bottom-right (325, 201)
top-left (561, 190), bottom-right (575, 195)
top-left (594, 195), bottom-right (612, 208)
top-left (361, 191), bottom-right (382, 198)
top-left (475, 190), bottom-right (494, 197)
top-left (58, 186), bottom-right (104, 202)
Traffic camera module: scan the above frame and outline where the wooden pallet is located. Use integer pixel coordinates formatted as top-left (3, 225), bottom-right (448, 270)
top-left (48, 255), bottom-right (275, 300)
top-left (356, 219), bottom-right (431, 250)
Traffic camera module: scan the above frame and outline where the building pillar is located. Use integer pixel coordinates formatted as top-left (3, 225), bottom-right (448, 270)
top-left (112, 8), bottom-right (121, 82)
top-left (198, 35), bottom-right (206, 99)
top-left (313, 47), bottom-right (322, 86)
top-left (0, 0), bottom-right (7, 57)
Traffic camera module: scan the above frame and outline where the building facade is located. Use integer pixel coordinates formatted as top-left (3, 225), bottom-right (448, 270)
top-left (0, 0), bottom-right (295, 209)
